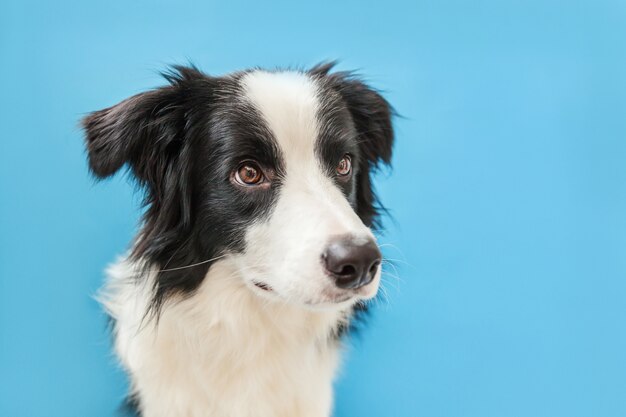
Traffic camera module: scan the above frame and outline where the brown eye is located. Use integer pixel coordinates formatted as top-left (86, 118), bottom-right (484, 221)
top-left (336, 155), bottom-right (352, 176)
top-left (235, 162), bottom-right (264, 185)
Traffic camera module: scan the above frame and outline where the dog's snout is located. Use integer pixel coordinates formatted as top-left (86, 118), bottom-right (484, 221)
top-left (322, 236), bottom-right (382, 290)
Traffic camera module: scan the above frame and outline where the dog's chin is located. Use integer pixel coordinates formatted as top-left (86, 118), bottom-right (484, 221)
top-left (246, 275), bottom-right (380, 312)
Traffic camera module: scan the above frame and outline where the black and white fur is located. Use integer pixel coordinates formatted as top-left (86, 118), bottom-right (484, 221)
top-left (82, 63), bottom-right (394, 417)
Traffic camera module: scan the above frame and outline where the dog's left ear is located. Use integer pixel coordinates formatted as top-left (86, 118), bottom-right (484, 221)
top-left (311, 63), bottom-right (395, 228)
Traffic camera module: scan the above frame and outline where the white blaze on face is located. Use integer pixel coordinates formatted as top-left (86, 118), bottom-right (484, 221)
top-left (237, 70), bottom-right (379, 307)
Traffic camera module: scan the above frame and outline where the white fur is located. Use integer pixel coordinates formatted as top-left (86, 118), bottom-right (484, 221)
top-left (103, 258), bottom-right (345, 417)
top-left (102, 70), bottom-right (380, 417)
top-left (239, 71), bottom-right (380, 307)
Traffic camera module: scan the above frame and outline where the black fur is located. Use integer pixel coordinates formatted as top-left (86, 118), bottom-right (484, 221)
top-left (310, 62), bottom-right (394, 230)
top-left (82, 62), bottom-right (393, 318)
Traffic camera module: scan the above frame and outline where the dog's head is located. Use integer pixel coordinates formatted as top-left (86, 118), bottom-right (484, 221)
top-left (82, 63), bottom-right (393, 312)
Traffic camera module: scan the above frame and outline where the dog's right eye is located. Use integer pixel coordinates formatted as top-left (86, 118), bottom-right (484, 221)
top-left (233, 161), bottom-right (266, 186)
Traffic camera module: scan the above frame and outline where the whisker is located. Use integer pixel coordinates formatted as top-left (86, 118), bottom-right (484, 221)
top-left (375, 283), bottom-right (391, 308)
top-left (150, 255), bottom-right (228, 273)
top-left (381, 261), bottom-right (405, 284)
top-left (381, 258), bottom-right (414, 269)
top-left (381, 274), bottom-right (401, 290)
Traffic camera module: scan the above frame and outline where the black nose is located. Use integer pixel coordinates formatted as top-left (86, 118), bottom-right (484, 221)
top-left (322, 236), bottom-right (382, 289)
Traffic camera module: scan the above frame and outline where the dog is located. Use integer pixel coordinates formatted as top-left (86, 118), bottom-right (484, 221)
top-left (82, 62), bottom-right (394, 417)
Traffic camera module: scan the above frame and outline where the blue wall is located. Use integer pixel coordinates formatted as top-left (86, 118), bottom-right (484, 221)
top-left (1, 1), bottom-right (625, 416)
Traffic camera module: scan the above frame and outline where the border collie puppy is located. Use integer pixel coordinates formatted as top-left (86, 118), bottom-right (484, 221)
top-left (82, 62), bottom-right (394, 417)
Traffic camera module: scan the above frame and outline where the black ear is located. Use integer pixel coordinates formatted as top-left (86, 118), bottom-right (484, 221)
top-left (81, 65), bottom-right (213, 232)
top-left (82, 66), bottom-right (216, 315)
top-left (82, 88), bottom-right (178, 179)
top-left (311, 62), bottom-right (395, 228)
top-left (81, 65), bottom-right (208, 182)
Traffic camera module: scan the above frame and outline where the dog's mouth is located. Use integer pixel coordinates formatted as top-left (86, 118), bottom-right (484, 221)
top-left (253, 281), bottom-right (273, 292)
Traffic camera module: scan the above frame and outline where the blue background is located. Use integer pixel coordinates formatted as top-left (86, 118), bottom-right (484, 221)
top-left (1, 0), bottom-right (625, 416)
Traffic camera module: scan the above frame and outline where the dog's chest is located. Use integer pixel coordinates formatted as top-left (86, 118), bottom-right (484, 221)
top-left (105, 259), bottom-right (345, 417)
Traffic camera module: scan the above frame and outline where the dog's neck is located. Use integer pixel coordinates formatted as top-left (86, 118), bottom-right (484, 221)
top-left (103, 257), bottom-right (350, 417)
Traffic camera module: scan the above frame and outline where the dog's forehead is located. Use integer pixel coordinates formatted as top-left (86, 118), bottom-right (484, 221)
top-left (240, 70), bottom-right (321, 158)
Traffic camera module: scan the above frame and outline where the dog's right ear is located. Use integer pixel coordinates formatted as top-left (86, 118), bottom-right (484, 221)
top-left (81, 66), bottom-right (209, 181)
top-left (82, 67), bottom-right (216, 314)
top-left (82, 89), bottom-right (170, 179)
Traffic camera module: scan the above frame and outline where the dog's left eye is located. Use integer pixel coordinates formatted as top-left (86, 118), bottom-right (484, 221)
top-left (336, 154), bottom-right (352, 177)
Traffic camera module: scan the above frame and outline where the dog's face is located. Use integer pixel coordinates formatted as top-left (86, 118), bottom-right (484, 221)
top-left (83, 63), bottom-right (393, 312)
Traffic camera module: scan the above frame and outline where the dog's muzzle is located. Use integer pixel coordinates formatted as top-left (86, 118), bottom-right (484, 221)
top-left (322, 235), bottom-right (381, 290)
